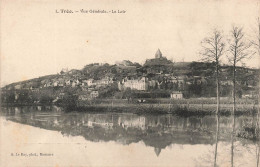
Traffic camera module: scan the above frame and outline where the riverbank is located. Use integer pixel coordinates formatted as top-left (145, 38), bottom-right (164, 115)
top-left (74, 97), bottom-right (258, 116)
top-left (73, 103), bottom-right (258, 116)
top-left (1, 97), bottom-right (258, 116)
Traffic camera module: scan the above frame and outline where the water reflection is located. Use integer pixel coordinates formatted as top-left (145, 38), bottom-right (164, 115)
top-left (0, 106), bottom-right (259, 166)
top-left (256, 108), bottom-right (260, 167)
top-left (214, 114), bottom-right (220, 167)
top-left (231, 112), bottom-right (237, 167)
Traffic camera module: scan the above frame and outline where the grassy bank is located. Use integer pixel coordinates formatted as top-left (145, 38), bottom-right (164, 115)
top-left (75, 99), bottom-right (258, 116)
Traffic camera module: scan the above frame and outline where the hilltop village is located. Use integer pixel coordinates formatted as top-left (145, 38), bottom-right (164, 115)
top-left (1, 49), bottom-right (259, 105)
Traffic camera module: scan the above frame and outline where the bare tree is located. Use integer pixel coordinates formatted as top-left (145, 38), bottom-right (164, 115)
top-left (250, 18), bottom-right (260, 57)
top-left (227, 26), bottom-right (253, 167)
top-left (227, 26), bottom-right (253, 115)
top-left (200, 29), bottom-right (225, 115)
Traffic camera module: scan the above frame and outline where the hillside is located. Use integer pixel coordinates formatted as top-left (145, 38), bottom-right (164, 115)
top-left (1, 49), bottom-right (259, 105)
top-left (2, 61), bottom-right (258, 92)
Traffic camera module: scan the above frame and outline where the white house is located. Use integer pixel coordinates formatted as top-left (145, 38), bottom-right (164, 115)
top-left (14, 84), bottom-right (22, 90)
top-left (66, 80), bottom-right (72, 86)
top-left (72, 79), bottom-right (80, 87)
top-left (86, 79), bottom-right (95, 86)
top-left (170, 91), bottom-right (183, 99)
top-left (53, 81), bottom-right (59, 87)
top-left (118, 77), bottom-right (148, 91)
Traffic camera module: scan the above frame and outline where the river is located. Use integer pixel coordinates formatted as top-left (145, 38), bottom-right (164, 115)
top-left (0, 105), bottom-right (259, 166)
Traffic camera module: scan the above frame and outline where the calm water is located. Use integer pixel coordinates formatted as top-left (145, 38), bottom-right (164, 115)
top-left (1, 105), bottom-right (259, 167)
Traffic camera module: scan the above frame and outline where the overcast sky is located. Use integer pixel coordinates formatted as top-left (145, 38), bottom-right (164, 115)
top-left (1, 0), bottom-right (260, 86)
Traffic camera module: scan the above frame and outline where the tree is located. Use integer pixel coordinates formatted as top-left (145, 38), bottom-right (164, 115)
top-left (250, 18), bottom-right (260, 59)
top-left (227, 26), bottom-right (253, 115)
top-left (200, 29), bottom-right (225, 115)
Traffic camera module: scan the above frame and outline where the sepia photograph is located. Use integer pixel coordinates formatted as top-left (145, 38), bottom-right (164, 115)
top-left (1, 0), bottom-right (260, 166)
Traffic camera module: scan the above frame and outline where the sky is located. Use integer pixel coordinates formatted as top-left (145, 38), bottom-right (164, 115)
top-left (1, 0), bottom-right (260, 86)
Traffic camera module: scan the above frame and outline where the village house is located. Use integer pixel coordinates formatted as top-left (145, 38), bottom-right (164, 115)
top-left (52, 78), bottom-right (65, 87)
top-left (81, 80), bottom-right (88, 86)
top-left (58, 82), bottom-right (64, 87)
top-left (85, 77), bottom-right (113, 88)
top-left (72, 79), bottom-right (80, 87)
top-left (148, 80), bottom-right (157, 89)
top-left (169, 76), bottom-right (186, 89)
top-left (170, 91), bottom-right (183, 99)
top-left (90, 91), bottom-right (99, 98)
top-left (30, 87), bottom-right (40, 92)
top-left (118, 77), bottom-right (148, 91)
top-left (86, 79), bottom-right (95, 87)
top-left (65, 80), bottom-right (73, 86)
top-left (14, 91), bottom-right (19, 101)
top-left (44, 82), bottom-right (52, 87)
top-left (96, 77), bottom-right (113, 86)
top-left (53, 81), bottom-right (59, 87)
top-left (78, 95), bottom-right (89, 101)
top-left (14, 84), bottom-right (22, 90)
top-left (78, 90), bottom-right (99, 100)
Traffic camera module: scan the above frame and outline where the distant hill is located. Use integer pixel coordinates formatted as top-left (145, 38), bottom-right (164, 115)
top-left (1, 49), bottom-right (259, 101)
top-left (2, 60), bottom-right (258, 90)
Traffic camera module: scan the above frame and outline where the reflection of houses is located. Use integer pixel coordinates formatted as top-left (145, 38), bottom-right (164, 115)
top-left (220, 80), bottom-right (233, 86)
top-left (118, 77), bottom-right (148, 91)
top-left (170, 91), bottom-right (183, 99)
top-left (118, 116), bottom-right (146, 130)
top-left (87, 121), bottom-right (113, 129)
top-left (6, 110), bottom-right (243, 158)
top-left (86, 114), bottom-right (114, 129)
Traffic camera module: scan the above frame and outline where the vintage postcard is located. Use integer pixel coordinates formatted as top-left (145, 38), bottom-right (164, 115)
top-left (1, 0), bottom-right (260, 166)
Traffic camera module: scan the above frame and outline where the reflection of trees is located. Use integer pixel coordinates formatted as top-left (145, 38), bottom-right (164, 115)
top-left (231, 114), bottom-right (236, 167)
top-left (214, 114), bottom-right (220, 167)
top-left (256, 99), bottom-right (260, 167)
top-left (2, 106), bottom-right (254, 158)
top-left (256, 141), bottom-right (260, 167)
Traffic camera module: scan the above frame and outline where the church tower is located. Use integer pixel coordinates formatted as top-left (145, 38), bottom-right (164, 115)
top-left (155, 49), bottom-right (162, 59)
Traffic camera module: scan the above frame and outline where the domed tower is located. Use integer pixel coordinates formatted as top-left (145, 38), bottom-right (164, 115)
top-left (155, 49), bottom-right (162, 59)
